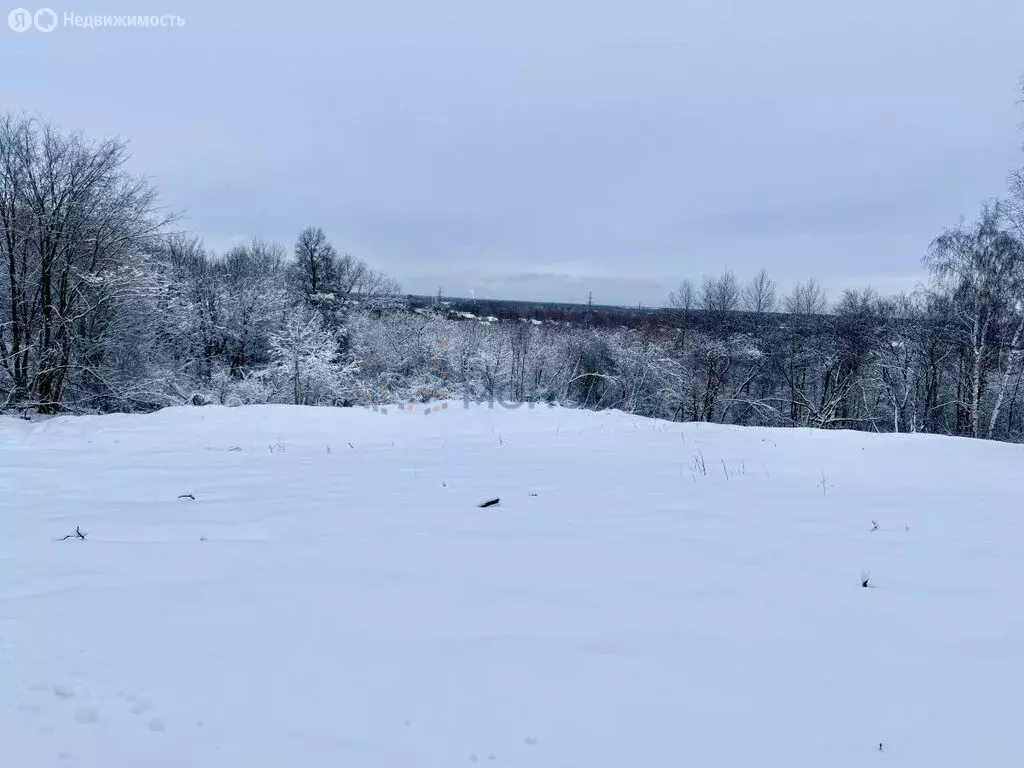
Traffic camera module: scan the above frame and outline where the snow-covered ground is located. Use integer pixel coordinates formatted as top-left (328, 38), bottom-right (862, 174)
top-left (2, 403), bottom-right (1024, 767)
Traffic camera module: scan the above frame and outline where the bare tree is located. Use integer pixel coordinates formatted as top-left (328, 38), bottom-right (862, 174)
top-left (775, 279), bottom-right (828, 424)
top-left (0, 114), bottom-right (168, 412)
top-left (352, 265), bottom-right (402, 309)
top-left (700, 270), bottom-right (740, 315)
top-left (924, 202), bottom-right (1024, 438)
top-left (742, 269), bottom-right (777, 315)
top-left (784, 278), bottom-right (828, 315)
top-left (292, 226), bottom-right (338, 299)
top-left (742, 268), bottom-right (777, 338)
top-left (669, 279), bottom-right (695, 314)
top-left (668, 278), bottom-right (696, 350)
top-left (289, 227), bottom-right (400, 318)
top-left (871, 292), bottom-right (922, 433)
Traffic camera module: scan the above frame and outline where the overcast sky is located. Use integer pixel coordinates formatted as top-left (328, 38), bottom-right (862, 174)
top-left (5, 0), bottom-right (1024, 305)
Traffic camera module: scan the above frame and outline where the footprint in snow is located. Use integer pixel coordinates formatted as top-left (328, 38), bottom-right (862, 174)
top-left (130, 699), bottom-right (153, 715)
top-left (50, 684), bottom-right (76, 700)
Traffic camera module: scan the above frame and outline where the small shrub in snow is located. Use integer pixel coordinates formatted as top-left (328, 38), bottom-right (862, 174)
top-left (690, 449), bottom-right (707, 477)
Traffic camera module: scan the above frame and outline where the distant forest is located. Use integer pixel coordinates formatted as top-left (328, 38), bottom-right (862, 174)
top-left (407, 293), bottom-right (819, 334)
top-left (4, 103), bottom-right (1024, 442)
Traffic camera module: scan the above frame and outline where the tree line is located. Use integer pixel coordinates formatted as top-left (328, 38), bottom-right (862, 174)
top-left (3, 108), bottom-right (1024, 442)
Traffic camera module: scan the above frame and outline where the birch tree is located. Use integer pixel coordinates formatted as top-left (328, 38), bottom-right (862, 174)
top-left (924, 203), bottom-right (1023, 438)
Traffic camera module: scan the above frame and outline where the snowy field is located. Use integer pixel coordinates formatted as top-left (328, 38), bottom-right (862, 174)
top-left (2, 403), bottom-right (1024, 767)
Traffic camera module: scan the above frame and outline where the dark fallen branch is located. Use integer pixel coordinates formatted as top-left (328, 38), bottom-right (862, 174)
top-left (59, 526), bottom-right (87, 541)
top-left (178, 493), bottom-right (195, 500)
top-left (478, 498), bottom-right (500, 508)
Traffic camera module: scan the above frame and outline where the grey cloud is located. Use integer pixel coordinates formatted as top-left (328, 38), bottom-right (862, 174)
top-left (3, 0), bottom-right (1023, 306)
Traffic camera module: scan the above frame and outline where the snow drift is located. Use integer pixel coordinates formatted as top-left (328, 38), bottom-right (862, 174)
top-left (2, 403), bottom-right (1023, 767)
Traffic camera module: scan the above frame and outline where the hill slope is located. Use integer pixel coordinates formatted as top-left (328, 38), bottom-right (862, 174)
top-left (2, 404), bottom-right (1023, 767)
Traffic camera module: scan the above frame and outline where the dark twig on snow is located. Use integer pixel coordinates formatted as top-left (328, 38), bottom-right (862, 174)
top-left (178, 493), bottom-right (195, 500)
top-left (478, 498), bottom-right (501, 508)
top-left (59, 526), bottom-right (87, 541)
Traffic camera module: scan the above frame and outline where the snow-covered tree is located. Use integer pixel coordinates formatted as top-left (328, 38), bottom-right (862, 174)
top-left (0, 114), bottom-right (169, 412)
top-left (270, 305), bottom-right (357, 405)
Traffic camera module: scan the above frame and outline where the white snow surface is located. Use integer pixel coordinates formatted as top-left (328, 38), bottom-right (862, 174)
top-left (2, 403), bottom-right (1024, 767)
